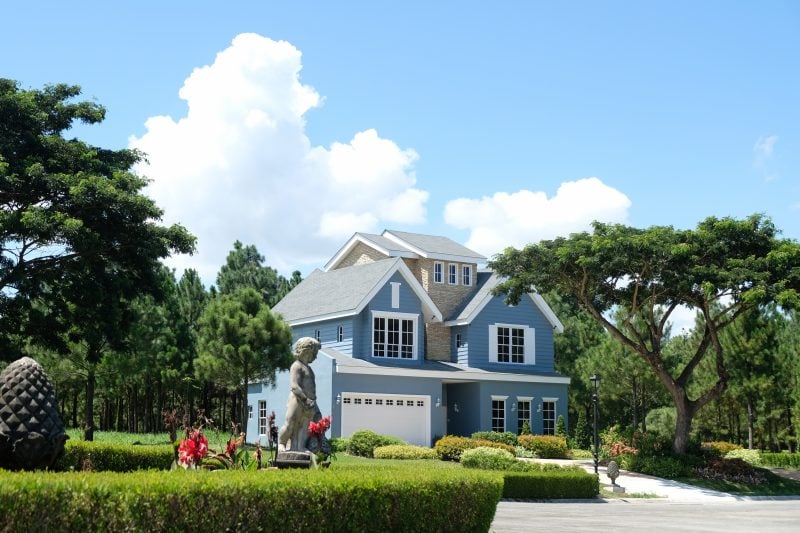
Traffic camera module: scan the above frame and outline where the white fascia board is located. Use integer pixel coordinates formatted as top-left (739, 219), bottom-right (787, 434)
top-left (324, 233), bottom-right (416, 271)
top-left (530, 293), bottom-right (564, 333)
top-left (335, 364), bottom-right (571, 385)
top-left (382, 232), bottom-right (485, 263)
top-left (284, 310), bottom-right (358, 327)
top-left (352, 258), bottom-right (443, 323)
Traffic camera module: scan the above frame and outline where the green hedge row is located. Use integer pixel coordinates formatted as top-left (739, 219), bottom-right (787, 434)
top-left (760, 453), bottom-right (800, 469)
top-left (56, 440), bottom-right (175, 472)
top-left (502, 470), bottom-right (598, 499)
top-left (373, 445), bottom-right (438, 460)
top-left (0, 468), bottom-right (502, 532)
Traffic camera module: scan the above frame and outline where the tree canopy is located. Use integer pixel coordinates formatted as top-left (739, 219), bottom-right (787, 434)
top-left (491, 214), bottom-right (800, 453)
top-left (0, 79), bottom-right (195, 355)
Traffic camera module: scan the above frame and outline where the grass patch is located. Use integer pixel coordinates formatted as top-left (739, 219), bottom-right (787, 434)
top-left (678, 469), bottom-right (800, 496)
top-left (600, 489), bottom-right (661, 499)
top-left (65, 429), bottom-right (172, 446)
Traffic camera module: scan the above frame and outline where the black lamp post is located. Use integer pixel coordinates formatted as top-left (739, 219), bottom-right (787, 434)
top-left (590, 373), bottom-right (601, 475)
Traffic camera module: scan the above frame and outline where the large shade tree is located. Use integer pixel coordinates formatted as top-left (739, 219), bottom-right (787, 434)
top-left (491, 215), bottom-right (800, 453)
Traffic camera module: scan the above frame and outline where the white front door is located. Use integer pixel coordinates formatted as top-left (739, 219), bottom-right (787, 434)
top-left (340, 392), bottom-right (430, 446)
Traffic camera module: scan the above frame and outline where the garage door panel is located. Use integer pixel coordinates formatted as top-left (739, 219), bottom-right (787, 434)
top-left (341, 393), bottom-right (430, 446)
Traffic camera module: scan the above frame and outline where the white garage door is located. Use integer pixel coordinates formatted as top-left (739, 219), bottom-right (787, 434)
top-left (341, 392), bottom-right (430, 446)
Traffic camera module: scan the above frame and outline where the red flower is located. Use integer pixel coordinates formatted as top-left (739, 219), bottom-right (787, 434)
top-left (178, 429), bottom-right (209, 468)
top-left (308, 416), bottom-right (332, 440)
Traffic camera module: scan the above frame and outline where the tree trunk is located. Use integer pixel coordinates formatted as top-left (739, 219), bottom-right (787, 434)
top-left (671, 394), bottom-right (695, 455)
top-left (84, 365), bottom-right (96, 441)
top-left (631, 375), bottom-right (639, 431)
top-left (71, 389), bottom-right (79, 428)
top-left (747, 397), bottom-right (755, 449)
top-left (241, 374), bottom-right (249, 442)
top-left (116, 397), bottom-right (124, 431)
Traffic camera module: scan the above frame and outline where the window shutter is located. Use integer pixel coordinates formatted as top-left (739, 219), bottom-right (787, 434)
top-left (488, 324), bottom-right (498, 362)
top-left (524, 327), bottom-right (535, 364)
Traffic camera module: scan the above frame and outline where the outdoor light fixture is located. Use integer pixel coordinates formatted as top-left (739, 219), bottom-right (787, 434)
top-left (336, 393), bottom-right (341, 405)
top-left (453, 403), bottom-right (460, 413)
top-left (590, 373), bottom-right (601, 475)
top-left (511, 403), bottom-right (516, 412)
top-left (435, 397), bottom-right (441, 408)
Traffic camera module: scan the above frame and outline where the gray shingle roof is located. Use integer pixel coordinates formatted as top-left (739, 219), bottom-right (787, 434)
top-left (447, 270), bottom-right (497, 321)
top-left (383, 230), bottom-right (486, 260)
top-left (356, 232), bottom-right (413, 254)
top-left (273, 258), bottom-right (400, 323)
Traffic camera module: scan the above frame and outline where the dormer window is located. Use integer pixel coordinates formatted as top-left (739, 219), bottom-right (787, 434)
top-left (461, 264), bottom-right (472, 286)
top-left (434, 262), bottom-right (443, 284)
top-left (448, 264), bottom-right (458, 285)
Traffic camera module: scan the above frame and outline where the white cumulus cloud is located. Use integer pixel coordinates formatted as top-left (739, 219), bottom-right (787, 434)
top-left (444, 177), bottom-right (631, 257)
top-left (130, 33), bottom-right (426, 282)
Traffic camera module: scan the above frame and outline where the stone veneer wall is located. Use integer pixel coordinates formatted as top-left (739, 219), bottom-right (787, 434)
top-left (334, 242), bottom-right (389, 269)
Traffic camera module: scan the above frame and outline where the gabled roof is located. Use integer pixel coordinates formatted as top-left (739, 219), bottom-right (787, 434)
top-left (445, 270), bottom-right (564, 333)
top-left (382, 230), bottom-right (486, 263)
top-left (274, 257), bottom-right (443, 325)
top-left (323, 232), bottom-right (418, 271)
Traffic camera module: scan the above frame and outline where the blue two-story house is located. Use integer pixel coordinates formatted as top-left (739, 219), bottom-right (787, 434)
top-left (246, 230), bottom-right (569, 446)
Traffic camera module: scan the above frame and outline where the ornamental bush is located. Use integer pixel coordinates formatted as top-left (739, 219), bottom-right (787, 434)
top-left (517, 435), bottom-right (570, 459)
top-left (56, 441), bottom-right (174, 472)
top-left (0, 468), bottom-right (502, 531)
top-left (701, 441), bottom-right (743, 458)
top-left (471, 431), bottom-right (519, 447)
top-left (502, 470), bottom-right (599, 499)
top-left (347, 430), bottom-right (405, 458)
top-left (461, 447), bottom-right (517, 470)
top-left (434, 436), bottom-right (515, 461)
top-left (724, 448), bottom-right (762, 466)
top-left (329, 437), bottom-right (350, 453)
top-left (373, 445), bottom-right (437, 460)
top-left (693, 458), bottom-right (767, 485)
top-left (619, 454), bottom-right (692, 479)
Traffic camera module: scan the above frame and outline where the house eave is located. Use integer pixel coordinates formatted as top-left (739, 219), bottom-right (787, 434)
top-left (335, 363), bottom-right (571, 384)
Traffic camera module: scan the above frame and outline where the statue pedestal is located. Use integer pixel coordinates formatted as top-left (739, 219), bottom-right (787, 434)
top-left (611, 484), bottom-right (626, 493)
top-left (274, 450), bottom-right (313, 469)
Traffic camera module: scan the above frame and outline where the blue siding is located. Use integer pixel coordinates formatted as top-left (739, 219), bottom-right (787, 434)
top-left (294, 319), bottom-right (354, 355)
top-left (452, 325), bottom-right (469, 364)
top-left (466, 294), bottom-right (556, 373)
top-left (245, 352), bottom-right (335, 445)
top-left (354, 272), bottom-right (426, 366)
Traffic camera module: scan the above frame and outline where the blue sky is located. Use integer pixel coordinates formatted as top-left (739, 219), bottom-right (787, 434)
top-left (3, 1), bottom-right (798, 288)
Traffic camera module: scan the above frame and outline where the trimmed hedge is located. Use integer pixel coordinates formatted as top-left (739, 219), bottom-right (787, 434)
top-left (0, 468), bottom-right (502, 532)
top-left (434, 436), bottom-right (515, 461)
top-left (619, 454), bottom-right (694, 479)
top-left (471, 431), bottom-right (519, 447)
top-left (373, 445), bottom-right (438, 460)
top-left (461, 447), bottom-right (517, 470)
top-left (56, 440), bottom-right (174, 472)
top-left (347, 430), bottom-right (406, 458)
top-left (760, 452), bottom-right (800, 469)
top-left (517, 435), bottom-right (570, 459)
top-left (502, 470), bottom-right (599, 499)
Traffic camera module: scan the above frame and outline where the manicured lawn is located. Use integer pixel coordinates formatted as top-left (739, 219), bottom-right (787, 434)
top-left (330, 453), bottom-right (462, 470)
top-left (678, 469), bottom-right (800, 496)
top-left (65, 428), bottom-right (172, 446)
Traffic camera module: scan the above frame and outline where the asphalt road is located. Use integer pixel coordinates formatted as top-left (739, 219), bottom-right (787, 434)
top-left (490, 499), bottom-right (800, 533)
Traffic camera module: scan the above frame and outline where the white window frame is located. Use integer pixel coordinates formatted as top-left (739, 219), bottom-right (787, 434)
top-left (314, 329), bottom-right (321, 342)
top-left (258, 400), bottom-right (268, 436)
top-left (542, 398), bottom-right (558, 436)
top-left (516, 396), bottom-right (533, 434)
top-left (248, 404), bottom-right (253, 420)
top-left (371, 311), bottom-right (418, 360)
top-left (461, 264), bottom-right (472, 286)
top-left (433, 262), bottom-right (444, 284)
top-left (455, 333), bottom-right (463, 349)
top-left (448, 263), bottom-right (458, 285)
top-left (488, 323), bottom-right (535, 365)
top-left (491, 395), bottom-right (508, 433)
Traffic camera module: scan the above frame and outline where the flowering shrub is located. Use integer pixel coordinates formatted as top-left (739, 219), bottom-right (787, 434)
top-left (308, 415), bottom-right (333, 465)
top-left (701, 441), bottom-right (742, 458)
top-left (724, 448), bottom-right (762, 466)
top-left (178, 429), bottom-right (208, 469)
top-left (308, 416), bottom-right (332, 442)
top-left (608, 441), bottom-right (638, 457)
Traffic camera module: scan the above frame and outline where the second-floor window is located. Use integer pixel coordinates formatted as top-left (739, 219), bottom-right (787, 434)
top-left (373, 312), bottom-right (416, 359)
top-left (448, 263), bottom-right (458, 285)
top-left (337, 324), bottom-right (344, 342)
top-left (434, 262), bottom-right (443, 283)
top-left (489, 324), bottom-right (534, 364)
top-left (462, 265), bottom-right (472, 286)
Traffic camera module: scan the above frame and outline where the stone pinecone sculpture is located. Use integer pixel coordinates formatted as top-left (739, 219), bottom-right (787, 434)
top-left (0, 357), bottom-right (68, 470)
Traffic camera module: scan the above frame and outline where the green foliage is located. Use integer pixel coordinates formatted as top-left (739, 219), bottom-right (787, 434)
top-left (56, 441), bottom-right (174, 472)
top-left (555, 415), bottom-right (566, 437)
top-left (0, 468), bottom-right (502, 532)
top-left (573, 410), bottom-right (591, 449)
top-left (519, 420), bottom-right (531, 435)
top-left (329, 437), bottom-right (350, 453)
top-left (760, 453), bottom-right (800, 469)
top-left (701, 441), bottom-right (743, 458)
top-left (517, 435), bottom-right (570, 459)
top-left (471, 431), bottom-right (518, 447)
top-left (216, 241), bottom-right (300, 307)
top-left (502, 471), bottom-right (599, 499)
top-left (460, 446), bottom-right (518, 470)
top-left (724, 448), bottom-right (763, 466)
top-left (434, 436), bottom-right (515, 461)
top-left (619, 454), bottom-right (693, 479)
top-left (373, 445), bottom-right (438, 460)
top-left (644, 407), bottom-right (676, 440)
top-left (346, 430), bottom-right (405, 458)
